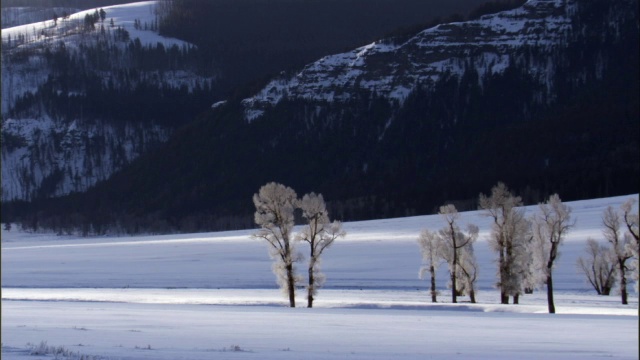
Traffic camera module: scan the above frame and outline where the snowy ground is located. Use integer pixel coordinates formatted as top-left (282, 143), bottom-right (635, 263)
top-left (1, 1), bottom-right (187, 48)
top-left (2, 195), bottom-right (638, 359)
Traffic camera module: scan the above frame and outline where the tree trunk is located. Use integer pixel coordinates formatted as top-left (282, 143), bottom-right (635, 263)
top-left (501, 291), bottom-right (509, 305)
top-left (286, 263), bottom-right (296, 308)
top-left (430, 265), bottom-right (437, 303)
top-left (546, 273), bottom-right (555, 313)
top-left (601, 286), bottom-right (611, 296)
top-left (618, 259), bottom-right (628, 305)
top-left (513, 294), bottom-right (519, 304)
top-left (469, 289), bottom-right (476, 304)
top-left (451, 225), bottom-right (458, 304)
top-left (451, 271), bottom-right (457, 304)
top-left (307, 261), bottom-right (314, 308)
top-left (499, 249), bottom-right (508, 304)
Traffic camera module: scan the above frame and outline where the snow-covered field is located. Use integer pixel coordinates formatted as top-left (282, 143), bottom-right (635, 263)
top-left (2, 195), bottom-right (638, 359)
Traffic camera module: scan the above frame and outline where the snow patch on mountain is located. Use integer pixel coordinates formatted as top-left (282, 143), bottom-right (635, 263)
top-left (1, 116), bottom-right (170, 201)
top-left (1, 1), bottom-right (186, 49)
top-left (241, 0), bottom-right (573, 121)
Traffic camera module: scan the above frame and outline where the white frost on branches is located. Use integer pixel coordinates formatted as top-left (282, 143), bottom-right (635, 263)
top-left (417, 229), bottom-right (444, 303)
top-left (252, 182), bottom-right (301, 307)
top-left (479, 182), bottom-right (531, 304)
top-left (296, 192), bottom-right (345, 308)
top-left (253, 184), bottom-right (344, 307)
top-left (532, 193), bottom-right (574, 313)
top-left (620, 198), bottom-right (639, 293)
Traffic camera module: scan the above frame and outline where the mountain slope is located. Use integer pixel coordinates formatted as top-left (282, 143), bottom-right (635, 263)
top-left (243, 0), bottom-right (572, 120)
top-left (4, 0), bottom-right (638, 234)
top-left (1, 0), bottom-right (498, 203)
top-left (1, 1), bottom-right (216, 201)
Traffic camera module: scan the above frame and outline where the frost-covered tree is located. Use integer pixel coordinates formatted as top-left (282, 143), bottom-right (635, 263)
top-left (252, 182), bottom-right (300, 307)
top-left (621, 198), bottom-right (639, 293)
top-left (602, 206), bottom-right (634, 305)
top-left (456, 241), bottom-right (479, 303)
top-left (296, 192), bottom-right (345, 308)
top-left (417, 229), bottom-right (443, 303)
top-left (438, 204), bottom-right (479, 303)
top-left (532, 194), bottom-right (574, 314)
top-left (479, 182), bottom-right (530, 304)
top-left (521, 232), bottom-right (544, 294)
top-left (577, 238), bottom-right (617, 295)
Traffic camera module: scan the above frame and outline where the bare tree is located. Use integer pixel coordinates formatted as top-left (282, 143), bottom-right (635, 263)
top-left (602, 206), bottom-right (633, 305)
top-left (252, 182), bottom-right (300, 307)
top-left (479, 182), bottom-right (530, 304)
top-left (456, 241), bottom-right (479, 303)
top-left (438, 204), bottom-right (479, 303)
top-left (296, 192), bottom-right (345, 308)
top-left (521, 232), bottom-right (544, 295)
top-left (621, 198), bottom-right (639, 293)
top-left (417, 229), bottom-right (443, 303)
top-left (532, 194), bottom-right (574, 314)
top-left (577, 238), bottom-right (617, 295)
top-left (621, 198), bottom-right (639, 243)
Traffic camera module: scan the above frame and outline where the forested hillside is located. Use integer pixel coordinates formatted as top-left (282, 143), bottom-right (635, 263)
top-left (1, 2), bottom-right (217, 202)
top-left (2, 0), bottom-right (500, 201)
top-left (3, 0), bottom-right (637, 235)
top-left (2, 0), bottom-right (497, 202)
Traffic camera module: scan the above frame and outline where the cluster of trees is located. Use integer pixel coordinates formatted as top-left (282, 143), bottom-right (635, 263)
top-left (251, 181), bottom-right (637, 312)
top-left (418, 205), bottom-right (479, 303)
top-left (577, 199), bottom-right (639, 304)
top-left (418, 183), bottom-right (638, 313)
top-left (252, 182), bottom-right (345, 308)
top-left (83, 8), bottom-right (106, 30)
top-left (418, 183), bottom-right (575, 314)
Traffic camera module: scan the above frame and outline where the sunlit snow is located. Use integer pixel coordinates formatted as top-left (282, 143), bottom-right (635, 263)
top-left (2, 194), bottom-right (638, 359)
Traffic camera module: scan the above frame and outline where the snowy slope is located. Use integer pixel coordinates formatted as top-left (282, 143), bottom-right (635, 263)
top-left (1, 2), bottom-right (208, 201)
top-left (1, 195), bottom-right (638, 359)
top-left (1, 1), bottom-right (186, 49)
top-left (241, 0), bottom-right (573, 121)
top-left (1, 117), bottom-right (170, 200)
top-left (1, 1), bottom-right (191, 114)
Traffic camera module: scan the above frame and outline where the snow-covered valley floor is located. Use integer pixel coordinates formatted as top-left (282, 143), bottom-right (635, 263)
top-left (2, 195), bottom-right (639, 359)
